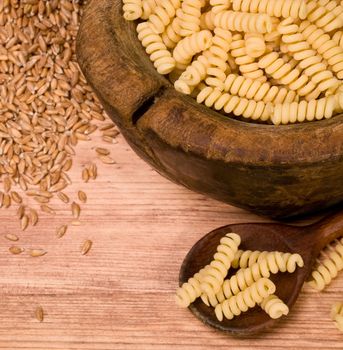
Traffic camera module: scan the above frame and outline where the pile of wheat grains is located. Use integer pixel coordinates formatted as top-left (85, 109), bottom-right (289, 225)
top-left (0, 0), bottom-right (118, 257)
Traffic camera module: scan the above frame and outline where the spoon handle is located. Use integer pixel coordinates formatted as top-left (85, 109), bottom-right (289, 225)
top-left (311, 209), bottom-right (343, 257)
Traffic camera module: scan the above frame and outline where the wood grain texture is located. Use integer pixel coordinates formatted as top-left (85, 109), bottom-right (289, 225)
top-left (0, 131), bottom-right (342, 349)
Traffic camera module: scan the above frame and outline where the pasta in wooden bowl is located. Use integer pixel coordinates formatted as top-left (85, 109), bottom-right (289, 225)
top-left (77, 0), bottom-right (343, 218)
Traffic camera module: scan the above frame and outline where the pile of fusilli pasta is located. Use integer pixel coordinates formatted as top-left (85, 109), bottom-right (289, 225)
top-left (307, 236), bottom-right (343, 333)
top-left (123, 0), bottom-right (343, 125)
top-left (175, 232), bottom-right (304, 321)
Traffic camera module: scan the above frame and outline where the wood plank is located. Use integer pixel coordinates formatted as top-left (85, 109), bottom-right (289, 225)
top-left (0, 132), bottom-right (342, 349)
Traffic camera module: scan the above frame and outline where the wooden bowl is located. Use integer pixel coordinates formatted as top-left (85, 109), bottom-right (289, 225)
top-left (76, 0), bottom-right (343, 219)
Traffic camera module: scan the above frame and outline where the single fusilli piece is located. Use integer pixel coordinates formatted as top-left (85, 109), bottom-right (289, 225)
top-left (137, 22), bottom-right (176, 74)
top-left (205, 28), bottom-right (233, 90)
top-left (278, 19), bottom-right (339, 96)
top-left (272, 95), bottom-right (340, 125)
top-left (174, 53), bottom-right (210, 94)
top-left (214, 278), bottom-right (276, 321)
top-left (141, 0), bottom-right (162, 19)
top-left (176, 0), bottom-right (203, 36)
top-left (175, 265), bottom-right (211, 307)
top-left (299, 21), bottom-right (343, 79)
top-left (230, 34), bottom-right (267, 82)
top-left (333, 31), bottom-right (343, 50)
top-left (232, 0), bottom-right (308, 19)
top-left (197, 86), bottom-right (273, 121)
top-left (260, 295), bottom-right (289, 319)
top-left (148, 0), bottom-right (181, 34)
top-left (223, 74), bottom-right (298, 103)
top-left (331, 302), bottom-right (343, 332)
top-left (245, 33), bottom-right (266, 58)
top-left (258, 52), bottom-right (320, 98)
top-left (123, 0), bottom-right (143, 20)
top-left (306, 0), bottom-right (343, 32)
top-left (214, 11), bottom-right (273, 34)
top-left (200, 233), bottom-right (241, 302)
top-left (173, 30), bottom-right (213, 67)
top-left (210, 0), bottom-right (231, 13)
top-left (161, 17), bottom-right (182, 49)
top-left (307, 237), bottom-right (343, 291)
top-left (200, 10), bottom-right (216, 30)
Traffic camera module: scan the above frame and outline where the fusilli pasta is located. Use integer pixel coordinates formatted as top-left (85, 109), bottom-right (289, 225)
top-left (214, 278), bottom-right (276, 321)
top-left (123, 0), bottom-right (143, 21)
top-left (162, 17), bottom-right (182, 49)
top-left (232, 0), bottom-right (308, 19)
top-left (331, 302), bottom-right (343, 332)
top-left (148, 0), bottom-right (181, 34)
top-left (260, 295), bottom-right (289, 319)
top-left (200, 233), bottom-right (241, 301)
top-left (137, 22), bottom-right (176, 74)
top-left (175, 265), bottom-right (210, 307)
top-left (307, 237), bottom-right (343, 291)
top-left (245, 33), bottom-right (266, 58)
top-left (214, 11), bottom-right (273, 34)
top-left (205, 28), bottom-right (232, 89)
top-left (176, 0), bottom-right (203, 37)
top-left (278, 19), bottom-right (339, 95)
top-left (197, 86), bottom-right (272, 121)
top-left (299, 21), bottom-right (343, 79)
top-left (173, 30), bottom-right (213, 65)
top-left (272, 95), bottom-right (337, 125)
top-left (200, 10), bottom-right (216, 30)
top-left (141, 0), bottom-right (162, 19)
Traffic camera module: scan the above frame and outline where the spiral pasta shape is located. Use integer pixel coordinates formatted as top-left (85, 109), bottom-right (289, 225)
top-left (141, 0), bottom-right (162, 19)
top-left (162, 17), bottom-right (182, 49)
top-left (223, 74), bottom-right (298, 103)
top-left (307, 237), bottom-right (343, 291)
top-left (197, 86), bottom-right (272, 121)
top-left (148, 0), bottom-right (181, 33)
top-left (258, 52), bottom-right (321, 98)
top-left (272, 95), bottom-right (337, 125)
top-left (306, 0), bottom-right (343, 32)
top-left (204, 252), bottom-right (303, 306)
top-left (175, 265), bottom-right (211, 307)
top-left (200, 10), bottom-right (216, 30)
top-left (205, 28), bottom-right (233, 89)
top-left (137, 22), bottom-right (176, 74)
top-left (244, 33), bottom-right (266, 58)
top-left (173, 30), bottom-right (213, 65)
top-left (214, 278), bottom-right (276, 321)
top-left (333, 31), bottom-right (343, 50)
top-left (230, 34), bottom-right (267, 81)
top-left (232, 0), bottom-right (308, 19)
top-left (200, 233), bottom-right (241, 300)
top-left (278, 19), bottom-right (339, 95)
top-left (123, 0), bottom-right (143, 21)
top-left (299, 21), bottom-right (343, 79)
top-left (176, 0), bottom-right (203, 37)
top-left (174, 53), bottom-right (210, 94)
top-left (260, 295), bottom-right (289, 319)
top-left (214, 11), bottom-right (273, 34)
top-left (211, 0), bottom-right (231, 13)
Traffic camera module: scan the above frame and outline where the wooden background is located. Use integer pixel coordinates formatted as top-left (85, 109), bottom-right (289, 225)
top-left (0, 127), bottom-right (342, 349)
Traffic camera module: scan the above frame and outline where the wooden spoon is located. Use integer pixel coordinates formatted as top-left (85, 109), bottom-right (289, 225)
top-left (179, 210), bottom-right (343, 335)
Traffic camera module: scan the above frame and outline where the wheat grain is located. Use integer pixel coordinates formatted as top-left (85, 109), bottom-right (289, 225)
top-left (35, 306), bottom-right (44, 322)
top-left (28, 208), bottom-right (39, 226)
top-left (10, 191), bottom-right (22, 204)
top-left (81, 239), bottom-right (92, 255)
top-left (21, 215), bottom-right (29, 231)
top-left (9, 246), bottom-right (24, 255)
top-left (29, 249), bottom-right (47, 257)
top-left (56, 224), bottom-right (68, 238)
top-left (95, 147), bottom-right (110, 156)
top-left (78, 190), bottom-right (87, 203)
top-left (98, 155), bottom-right (116, 165)
top-left (40, 204), bottom-right (56, 215)
top-left (71, 201), bottom-right (80, 219)
top-left (5, 233), bottom-right (19, 242)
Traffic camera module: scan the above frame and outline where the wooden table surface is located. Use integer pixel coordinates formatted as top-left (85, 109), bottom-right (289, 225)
top-left (0, 128), bottom-right (342, 350)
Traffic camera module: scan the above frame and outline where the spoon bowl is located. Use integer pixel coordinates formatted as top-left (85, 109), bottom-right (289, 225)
top-left (179, 211), bottom-right (343, 334)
